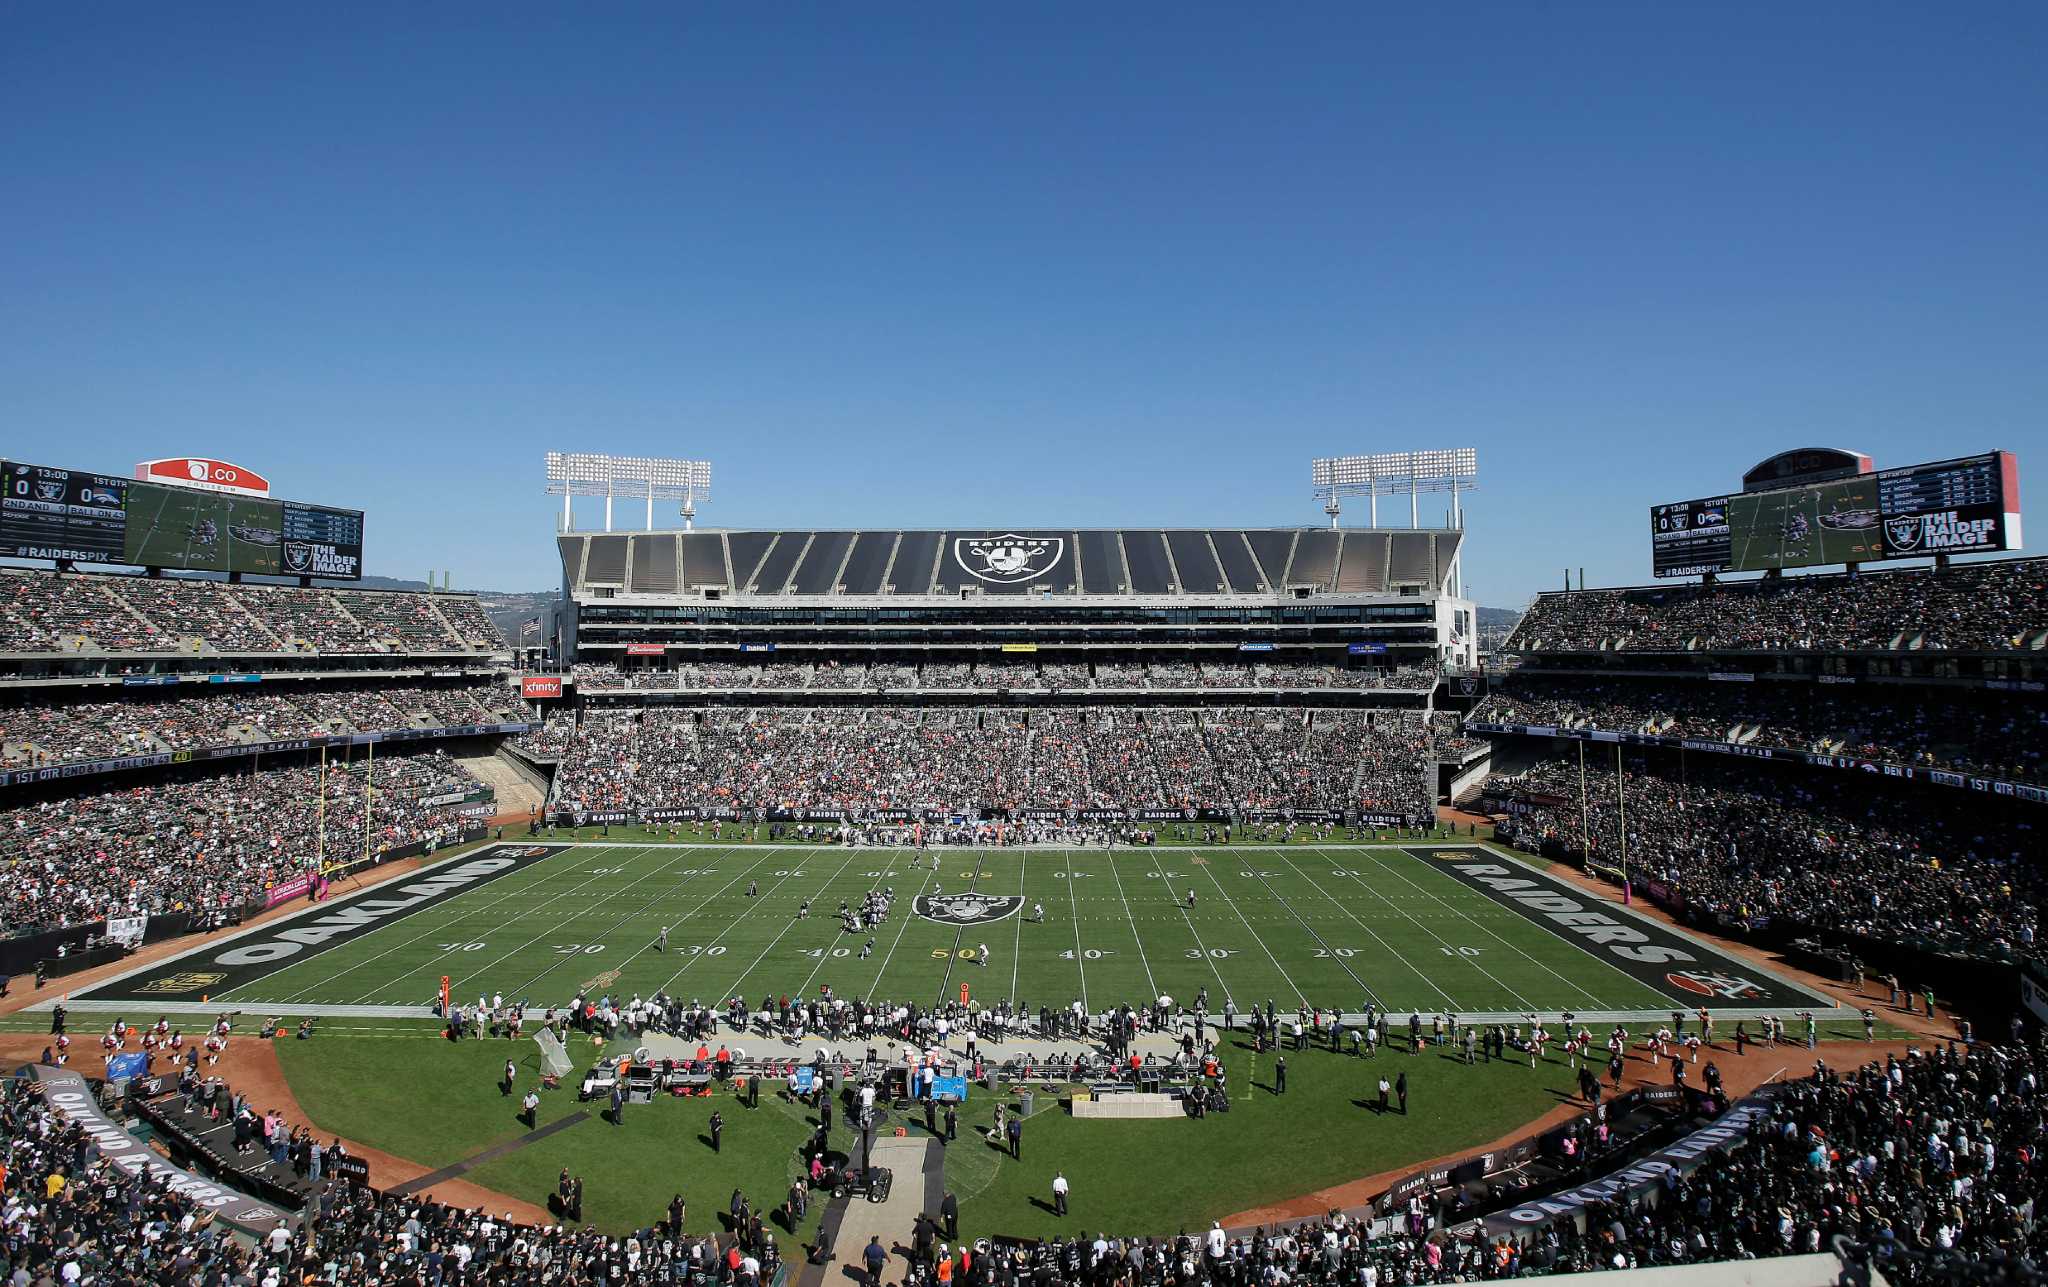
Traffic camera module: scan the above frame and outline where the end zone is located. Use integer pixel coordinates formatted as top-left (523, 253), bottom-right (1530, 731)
top-left (1407, 846), bottom-right (1834, 1011)
top-left (73, 845), bottom-right (569, 1006)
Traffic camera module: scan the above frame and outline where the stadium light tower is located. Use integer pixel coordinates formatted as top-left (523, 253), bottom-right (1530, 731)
top-left (1311, 448), bottom-right (1478, 529)
top-left (544, 452), bottom-right (713, 533)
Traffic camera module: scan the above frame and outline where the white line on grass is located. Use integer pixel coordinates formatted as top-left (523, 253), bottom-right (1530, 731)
top-left (537, 852), bottom-right (766, 997)
top-left (1099, 850), bottom-right (1159, 1000)
top-left (1008, 852), bottom-right (1028, 1007)
top-left (794, 855), bottom-right (904, 999)
top-left (709, 850), bottom-right (865, 1000)
top-left (1358, 848), bottom-right (1607, 1009)
top-left (1312, 848), bottom-right (1539, 1013)
top-left (449, 844), bottom-right (711, 999)
top-left (1269, 849), bottom-right (1453, 1011)
top-left (1062, 851), bottom-right (1089, 1012)
top-left (304, 844), bottom-right (677, 1005)
top-left (1368, 846), bottom-right (1673, 1011)
top-left (1195, 856), bottom-right (1308, 1007)
top-left (651, 858), bottom-right (831, 999)
top-left (1150, 864), bottom-right (1230, 1004)
top-left (865, 854), bottom-right (944, 995)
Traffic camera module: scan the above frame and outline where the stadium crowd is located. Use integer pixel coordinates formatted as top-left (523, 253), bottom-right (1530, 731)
top-left (549, 707), bottom-right (1431, 818)
top-left (0, 568), bottom-right (506, 654)
top-left (565, 659), bottom-right (1438, 693)
top-left (1, 684), bottom-right (522, 768)
top-left (1491, 753), bottom-right (2042, 960)
top-left (1508, 558), bottom-right (2048, 653)
top-left (2, 1026), bottom-right (2035, 1283)
top-left (0, 750), bottom-right (486, 934)
top-left (1467, 679), bottom-right (2048, 786)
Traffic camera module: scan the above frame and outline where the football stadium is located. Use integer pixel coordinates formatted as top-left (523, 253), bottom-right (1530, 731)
top-left (0, 439), bottom-right (2038, 1286)
top-left (7, 11), bottom-right (2046, 1282)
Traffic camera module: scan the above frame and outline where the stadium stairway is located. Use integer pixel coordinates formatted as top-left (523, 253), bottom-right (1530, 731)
top-left (457, 749), bottom-right (546, 814)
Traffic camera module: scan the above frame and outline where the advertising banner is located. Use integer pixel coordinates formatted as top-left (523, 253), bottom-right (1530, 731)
top-left (34, 1066), bottom-right (290, 1227)
top-left (522, 676), bottom-right (564, 699)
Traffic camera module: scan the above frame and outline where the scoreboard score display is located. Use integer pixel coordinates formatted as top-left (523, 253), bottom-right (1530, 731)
top-left (1652, 451), bottom-right (2020, 578)
top-left (0, 459), bottom-right (365, 580)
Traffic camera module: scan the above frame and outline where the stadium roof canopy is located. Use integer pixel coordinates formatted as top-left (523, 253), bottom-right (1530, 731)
top-left (558, 527), bottom-right (1463, 601)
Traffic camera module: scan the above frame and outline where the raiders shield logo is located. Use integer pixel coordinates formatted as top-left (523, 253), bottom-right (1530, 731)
top-left (954, 534), bottom-right (1062, 585)
top-left (914, 892), bottom-right (1026, 925)
top-left (1883, 515), bottom-right (1923, 553)
top-left (283, 542), bottom-right (315, 573)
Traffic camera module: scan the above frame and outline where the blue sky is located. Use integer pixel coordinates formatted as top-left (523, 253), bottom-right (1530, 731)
top-left (3, 5), bottom-right (2042, 604)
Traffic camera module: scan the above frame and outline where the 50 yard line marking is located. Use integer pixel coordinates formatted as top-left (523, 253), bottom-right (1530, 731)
top-left (934, 851), bottom-right (989, 1007)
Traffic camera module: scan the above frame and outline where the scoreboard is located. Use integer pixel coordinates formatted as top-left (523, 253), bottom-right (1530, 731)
top-left (0, 458), bottom-right (366, 580)
top-left (1651, 451), bottom-right (2020, 578)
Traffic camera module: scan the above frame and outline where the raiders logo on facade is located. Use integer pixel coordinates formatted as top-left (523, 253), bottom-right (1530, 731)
top-left (914, 892), bottom-right (1026, 925)
top-left (1883, 514), bottom-right (1923, 553)
top-left (954, 534), bottom-right (1062, 585)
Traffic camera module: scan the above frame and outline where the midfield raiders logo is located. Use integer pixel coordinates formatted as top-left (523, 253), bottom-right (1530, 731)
top-left (914, 892), bottom-right (1025, 925)
top-left (954, 534), bottom-right (1062, 585)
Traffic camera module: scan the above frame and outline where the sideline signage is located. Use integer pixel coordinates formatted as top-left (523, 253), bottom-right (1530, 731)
top-left (33, 1066), bottom-right (289, 1227)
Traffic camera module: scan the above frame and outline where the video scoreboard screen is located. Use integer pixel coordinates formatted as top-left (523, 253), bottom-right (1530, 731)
top-left (1651, 451), bottom-right (2020, 578)
top-left (0, 459), bottom-right (366, 579)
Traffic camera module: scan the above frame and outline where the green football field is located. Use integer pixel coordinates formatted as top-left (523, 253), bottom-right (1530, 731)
top-left (95, 843), bottom-right (1825, 1017)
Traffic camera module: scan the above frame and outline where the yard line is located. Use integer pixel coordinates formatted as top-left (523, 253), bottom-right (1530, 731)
top-left (1008, 852), bottom-right (1028, 1007)
top-left (541, 850), bottom-right (766, 995)
top-left (1245, 863), bottom-right (1381, 1011)
top-left (444, 844), bottom-right (709, 999)
top-left (865, 853), bottom-right (944, 995)
top-left (1149, 863), bottom-right (1230, 1004)
top-left (1312, 848), bottom-right (1540, 1013)
top-left (311, 844), bottom-right (664, 1005)
top-left (1099, 849), bottom-right (1158, 1000)
top-left (933, 851), bottom-right (990, 1007)
top-left (1195, 856), bottom-right (1308, 1007)
top-left (1269, 849), bottom-right (1452, 1011)
top-left (794, 855), bottom-right (904, 998)
top-left (712, 849), bottom-right (866, 1001)
top-left (652, 857), bottom-right (830, 999)
top-left (1366, 846), bottom-right (1646, 1011)
top-left (1062, 850), bottom-right (1089, 1013)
